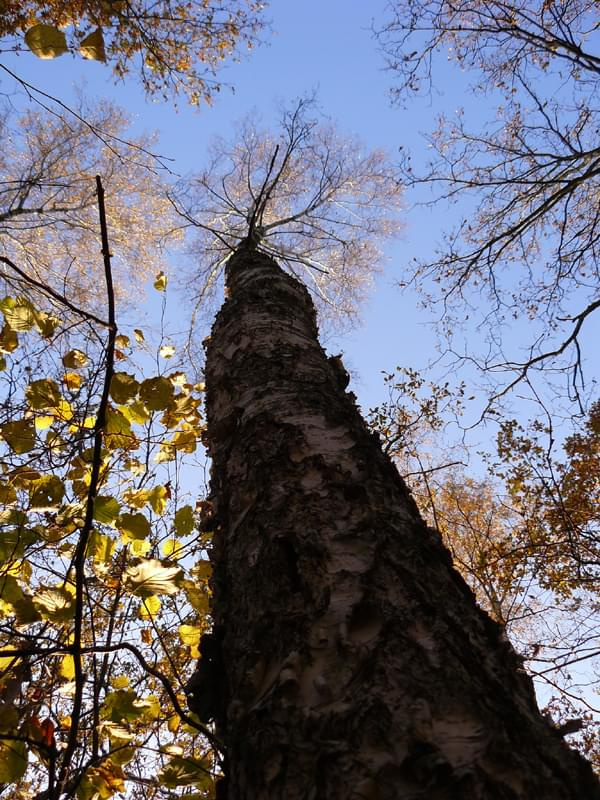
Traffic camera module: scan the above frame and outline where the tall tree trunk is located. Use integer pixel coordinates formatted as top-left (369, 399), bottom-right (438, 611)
top-left (197, 242), bottom-right (600, 799)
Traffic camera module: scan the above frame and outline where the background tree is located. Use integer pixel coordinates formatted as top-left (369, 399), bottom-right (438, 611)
top-left (0, 98), bottom-right (178, 307)
top-left (1, 0), bottom-right (266, 105)
top-left (170, 98), bottom-right (404, 323)
top-left (378, 1), bottom-right (600, 412)
top-left (368, 367), bottom-right (600, 769)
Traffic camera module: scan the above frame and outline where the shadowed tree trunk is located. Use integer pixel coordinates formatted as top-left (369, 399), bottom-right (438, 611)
top-left (195, 241), bottom-right (600, 799)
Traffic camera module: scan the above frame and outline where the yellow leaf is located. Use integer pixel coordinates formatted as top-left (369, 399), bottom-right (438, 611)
top-left (154, 271), bottom-right (167, 291)
top-left (24, 23), bottom-right (68, 59)
top-left (171, 429), bottom-right (197, 454)
top-left (178, 624), bottom-right (201, 648)
top-left (63, 372), bottom-right (83, 392)
top-left (133, 328), bottom-right (145, 343)
top-left (162, 538), bottom-right (184, 559)
top-left (35, 415), bottom-right (55, 431)
top-left (79, 28), bottom-right (106, 61)
top-left (60, 655), bottom-right (76, 680)
top-left (139, 595), bottom-right (161, 620)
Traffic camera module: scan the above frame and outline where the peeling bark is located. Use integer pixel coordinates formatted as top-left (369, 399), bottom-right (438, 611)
top-left (197, 242), bottom-right (600, 799)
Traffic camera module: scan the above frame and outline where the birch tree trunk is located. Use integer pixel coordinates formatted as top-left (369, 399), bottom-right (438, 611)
top-left (198, 242), bottom-right (600, 799)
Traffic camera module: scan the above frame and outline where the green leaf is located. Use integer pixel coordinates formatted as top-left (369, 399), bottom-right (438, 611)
top-left (29, 475), bottom-right (65, 509)
top-left (178, 624), bottom-right (201, 647)
top-left (148, 485), bottom-right (169, 515)
top-left (0, 740), bottom-right (28, 782)
top-left (26, 378), bottom-right (61, 409)
top-left (159, 754), bottom-right (212, 789)
top-left (110, 373), bottom-right (139, 404)
top-left (124, 559), bottom-right (183, 597)
top-left (153, 271), bottom-right (168, 291)
top-left (105, 407), bottom-right (135, 449)
top-left (62, 349), bottom-right (89, 369)
top-left (89, 531), bottom-right (117, 565)
top-left (0, 296), bottom-right (36, 331)
top-left (33, 586), bottom-right (75, 622)
top-left (77, 762), bottom-right (125, 800)
top-left (1, 420), bottom-right (36, 454)
top-left (102, 690), bottom-right (149, 723)
top-left (117, 512), bottom-right (151, 542)
top-left (94, 495), bottom-right (120, 526)
top-left (174, 505), bottom-right (195, 537)
top-left (139, 376), bottom-right (174, 411)
top-left (79, 27), bottom-right (106, 61)
top-left (24, 23), bottom-right (68, 58)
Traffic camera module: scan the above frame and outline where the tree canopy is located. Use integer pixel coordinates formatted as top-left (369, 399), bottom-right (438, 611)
top-left (171, 98), bottom-right (404, 320)
top-left (1, 0), bottom-right (266, 104)
top-left (378, 0), bottom-right (600, 412)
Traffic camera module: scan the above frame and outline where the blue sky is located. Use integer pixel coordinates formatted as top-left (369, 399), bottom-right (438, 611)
top-left (3, 0), bottom-right (594, 436)
top-left (2, 1), bottom-right (457, 410)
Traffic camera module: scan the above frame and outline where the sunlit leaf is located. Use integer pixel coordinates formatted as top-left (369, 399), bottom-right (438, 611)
top-left (94, 495), bottom-right (120, 526)
top-left (102, 690), bottom-right (144, 724)
top-left (148, 485), bottom-right (169, 515)
top-left (33, 586), bottom-right (75, 622)
top-left (133, 328), bottom-right (145, 343)
top-left (117, 512), bottom-right (151, 542)
top-left (179, 624), bottom-right (201, 648)
top-left (63, 371), bottom-right (83, 392)
top-left (62, 349), bottom-right (89, 369)
top-left (0, 296), bottom-right (36, 331)
top-left (162, 537), bottom-right (184, 559)
top-left (159, 344), bottom-right (176, 359)
top-left (77, 761), bottom-right (125, 800)
top-left (115, 334), bottom-right (130, 350)
top-left (124, 559), bottom-right (183, 597)
top-left (24, 22), bottom-right (68, 58)
top-left (60, 655), bottom-right (76, 680)
top-left (139, 594), bottom-right (161, 620)
top-left (154, 271), bottom-right (168, 291)
top-left (171, 429), bottom-right (197, 453)
top-left (79, 27), bottom-right (106, 61)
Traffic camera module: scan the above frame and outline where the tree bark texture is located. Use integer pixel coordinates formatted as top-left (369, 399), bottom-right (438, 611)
top-left (197, 243), bottom-right (600, 799)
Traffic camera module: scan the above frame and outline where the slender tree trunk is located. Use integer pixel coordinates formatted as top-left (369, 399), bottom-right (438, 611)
top-left (198, 242), bottom-right (600, 799)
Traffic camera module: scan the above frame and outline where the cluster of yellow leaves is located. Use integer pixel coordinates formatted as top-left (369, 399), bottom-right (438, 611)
top-left (0, 285), bottom-right (215, 798)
